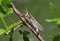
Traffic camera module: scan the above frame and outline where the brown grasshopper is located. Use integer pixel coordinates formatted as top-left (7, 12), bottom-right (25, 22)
top-left (24, 9), bottom-right (44, 33)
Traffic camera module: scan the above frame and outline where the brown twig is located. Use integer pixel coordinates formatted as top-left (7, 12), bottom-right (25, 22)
top-left (13, 24), bottom-right (23, 31)
top-left (11, 3), bottom-right (44, 41)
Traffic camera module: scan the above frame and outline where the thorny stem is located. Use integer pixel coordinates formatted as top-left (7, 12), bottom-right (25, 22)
top-left (11, 3), bottom-right (44, 41)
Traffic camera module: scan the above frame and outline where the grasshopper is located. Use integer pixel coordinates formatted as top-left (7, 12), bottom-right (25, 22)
top-left (24, 9), bottom-right (44, 33)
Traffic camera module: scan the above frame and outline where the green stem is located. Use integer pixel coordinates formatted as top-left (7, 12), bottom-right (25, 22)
top-left (49, 2), bottom-right (59, 18)
top-left (0, 17), bottom-right (8, 29)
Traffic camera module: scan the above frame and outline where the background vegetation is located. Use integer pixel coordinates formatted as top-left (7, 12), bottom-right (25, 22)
top-left (0, 0), bottom-right (60, 41)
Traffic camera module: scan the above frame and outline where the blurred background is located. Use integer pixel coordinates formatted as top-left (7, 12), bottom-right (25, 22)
top-left (0, 0), bottom-right (60, 41)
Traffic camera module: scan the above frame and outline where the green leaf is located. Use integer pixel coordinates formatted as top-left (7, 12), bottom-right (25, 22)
top-left (23, 30), bottom-right (30, 36)
top-left (5, 0), bottom-right (12, 5)
top-left (0, 29), bottom-right (5, 35)
top-left (23, 35), bottom-right (29, 41)
top-left (6, 21), bottom-right (22, 32)
top-left (0, 0), bottom-right (2, 4)
top-left (0, 5), bottom-right (6, 15)
top-left (53, 35), bottom-right (60, 41)
top-left (0, 0), bottom-right (13, 16)
top-left (6, 8), bottom-right (13, 15)
top-left (45, 19), bottom-right (57, 22)
top-left (57, 20), bottom-right (60, 24)
top-left (0, 13), bottom-right (4, 17)
top-left (19, 30), bottom-right (23, 34)
top-left (49, 2), bottom-right (58, 18)
top-left (46, 18), bottom-right (60, 22)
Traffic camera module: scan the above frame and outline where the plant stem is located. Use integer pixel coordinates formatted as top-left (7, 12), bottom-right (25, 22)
top-left (11, 3), bottom-right (44, 41)
top-left (0, 17), bottom-right (8, 29)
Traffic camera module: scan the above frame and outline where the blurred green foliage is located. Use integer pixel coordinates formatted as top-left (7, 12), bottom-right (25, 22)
top-left (46, 2), bottom-right (60, 28)
top-left (46, 2), bottom-right (60, 41)
top-left (53, 35), bottom-right (60, 41)
top-left (0, 0), bottom-right (60, 41)
top-left (19, 30), bottom-right (30, 41)
top-left (0, 0), bottom-right (22, 35)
